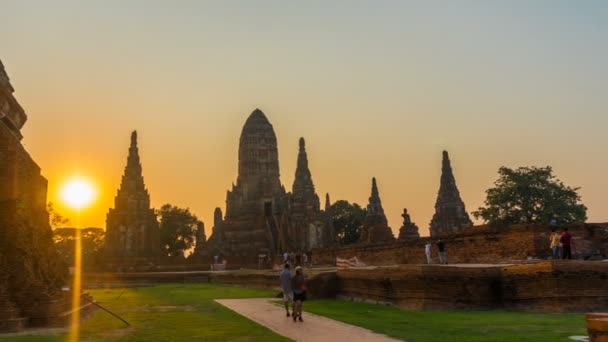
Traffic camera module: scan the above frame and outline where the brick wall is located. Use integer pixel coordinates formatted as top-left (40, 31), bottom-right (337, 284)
top-left (312, 224), bottom-right (608, 266)
top-left (336, 261), bottom-right (608, 312)
top-left (0, 122), bottom-right (68, 331)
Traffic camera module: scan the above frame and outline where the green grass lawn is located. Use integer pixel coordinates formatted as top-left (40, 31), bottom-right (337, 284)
top-left (0, 284), bottom-right (589, 342)
top-left (0, 284), bottom-right (289, 342)
top-left (302, 299), bottom-right (587, 342)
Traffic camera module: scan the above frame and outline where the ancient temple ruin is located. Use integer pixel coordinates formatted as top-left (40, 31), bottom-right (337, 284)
top-left (324, 193), bottom-right (336, 246)
top-left (0, 60), bottom-right (68, 332)
top-left (104, 131), bottom-right (160, 270)
top-left (397, 208), bottom-right (420, 240)
top-left (208, 109), bottom-right (332, 263)
top-left (358, 178), bottom-right (395, 244)
top-left (193, 221), bottom-right (207, 255)
top-left (429, 151), bottom-right (473, 237)
top-left (289, 138), bottom-right (330, 251)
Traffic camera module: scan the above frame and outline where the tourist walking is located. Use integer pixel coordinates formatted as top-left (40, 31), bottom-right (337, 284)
top-left (302, 252), bottom-right (308, 266)
top-left (561, 228), bottom-right (573, 260)
top-left (291, 266), bottom-right (307, 322)
top-left (425, 242), bottom-right (432, 264)
top-left (283, 251), bottom-right (289, 263)
top-left (279, 263), bottom-right (293, 317)
top-left (437, 239), bottom-right (447, 264)
top-left (550, 229), bottom-right (561, 259)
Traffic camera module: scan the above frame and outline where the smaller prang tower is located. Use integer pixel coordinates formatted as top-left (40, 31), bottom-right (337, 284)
top-left (429, 151), bottom-right (473, 237)
top-left (105, 131), bottom-right (160, 270)
top-left (359, 178), bottom-right (395, 244)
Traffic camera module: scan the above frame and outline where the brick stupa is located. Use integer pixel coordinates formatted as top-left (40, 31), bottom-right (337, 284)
top-left (289, 138), bottom-right (329, 250)
top-left (104, 131), bottom-right (160, 270)
top-left (429, 151), bottom-right (473, 237)
top-left (359, 178), bottom-right (395, 244)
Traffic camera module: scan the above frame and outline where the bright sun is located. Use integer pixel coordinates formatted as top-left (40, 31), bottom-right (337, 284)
top-left (60, 178), bottom-right (96, 209)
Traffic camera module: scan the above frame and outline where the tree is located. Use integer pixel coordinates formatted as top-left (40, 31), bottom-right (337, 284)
top-left (472, 166), bottom-right (587, 227)
top-left (331, 200), bottom-right (367, 245)
top-left (47, 202), bottom-right (70, 228)
top-left (53, 227), bottom-right (105, 270)
top-left (158, 204), bottom-right (199, 257)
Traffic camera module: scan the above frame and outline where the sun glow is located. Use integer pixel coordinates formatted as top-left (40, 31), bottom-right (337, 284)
top-left (60, 178), bottom-right (96, 210)
top-left (59, 177), bottom-right (96, 342)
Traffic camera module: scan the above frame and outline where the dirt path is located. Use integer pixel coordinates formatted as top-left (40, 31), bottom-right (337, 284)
top-left (215, 298), bottom-right (401, 342)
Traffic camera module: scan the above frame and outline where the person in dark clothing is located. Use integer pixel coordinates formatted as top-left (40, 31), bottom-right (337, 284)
top-left (291, 266), bottom-right (306, 322)
top-left (437, 239), bottom-right (447, 264)
top-left (561, 228), bottom-right (573, 260)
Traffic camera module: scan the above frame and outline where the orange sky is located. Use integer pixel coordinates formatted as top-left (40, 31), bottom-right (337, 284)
top-left (3, 2), bottom-right (606, 236)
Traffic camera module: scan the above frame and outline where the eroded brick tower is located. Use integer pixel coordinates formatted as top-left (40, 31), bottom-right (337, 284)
top-left (359, 177), bottom-right (395, 244)
top-left (222, 109), bottom-right (289, 257)
top-left (429, 151), bottom-right (473, 237)
top-left (289, 137), bottom-right (327, 250)
top-left (104, 131), bottom-right (160, 270)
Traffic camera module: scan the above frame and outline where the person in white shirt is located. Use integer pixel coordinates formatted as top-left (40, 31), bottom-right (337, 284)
top-left (425, 242), bottom-right (432, 264)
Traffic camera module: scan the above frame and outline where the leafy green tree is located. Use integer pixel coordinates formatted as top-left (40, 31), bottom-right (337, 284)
top-left (331, 200), bottom-right (367, 245)
top-left (472, 166), bottom-right (587, 227)
top-left (47, 202), bottom-right (70, 228)
top-left (53, 227), bottom-right (105, 270)
top-left (158, 204), bottom-right (199, 257)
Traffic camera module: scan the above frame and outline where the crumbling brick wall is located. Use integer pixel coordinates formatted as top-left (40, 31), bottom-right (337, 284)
top-left (313, 224), bottom-right (607, 266)
top-left (336, 261), bottom-right (608, 312)
top-left (0, 121), bottom-right (67, 326)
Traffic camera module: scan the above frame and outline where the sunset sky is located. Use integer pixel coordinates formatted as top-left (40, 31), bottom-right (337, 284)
top-left (2, 1), bottom-right (607, 236)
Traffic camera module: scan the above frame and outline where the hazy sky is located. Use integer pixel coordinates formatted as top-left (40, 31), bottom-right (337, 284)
top-left (2, 1), bottom-right (607, 236)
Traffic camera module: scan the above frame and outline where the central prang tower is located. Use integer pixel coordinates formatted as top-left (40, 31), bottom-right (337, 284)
top-left (222, 109), bottom-right (289, 257)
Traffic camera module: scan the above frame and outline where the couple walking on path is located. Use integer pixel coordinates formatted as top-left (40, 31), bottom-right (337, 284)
top-left (280, 263), bottom-right (307, 322)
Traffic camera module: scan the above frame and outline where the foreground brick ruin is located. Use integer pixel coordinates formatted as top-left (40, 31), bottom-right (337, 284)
top-left (337, 261), bottom-right (608, 312)
top-left (0, 60), bottom-right (70, 332)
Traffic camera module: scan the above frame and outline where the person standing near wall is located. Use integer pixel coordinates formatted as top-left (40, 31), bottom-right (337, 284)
top-left (550, 229), bottom-right (561, 259)
top-left (425, 242), bottom-right (432, 264)
top-left (437, 239), bottom-right (447, 265)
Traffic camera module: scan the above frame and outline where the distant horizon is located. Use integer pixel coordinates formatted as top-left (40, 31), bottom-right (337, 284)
top-left (3, 1), bottom-right (606, 235)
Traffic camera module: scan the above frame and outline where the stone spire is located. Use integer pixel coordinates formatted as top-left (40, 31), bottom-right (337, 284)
top-left (118, 131), bottom-right (146, 198)
top-left (105, 131), bottom-right (160, 268)
top-left (397, 208), bottom-right (420, 240)
top-left (235, 108), bottom-right (281, 192)
top-left (429, 151), bottom-right (473, 237)
top-left (359, 178), bottom-right (395, 244)
top-left (292, 138), bottom-right (319, 211)
top-left (324, 193), bottom-right (336, 245)
top-left (290, 137), bottom-right (324, 250)
top-left (193, 221), bottom-right (207, 255)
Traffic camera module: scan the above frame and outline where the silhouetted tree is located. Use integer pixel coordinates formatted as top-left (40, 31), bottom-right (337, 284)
top-left (473, 166), bottom-right (587, 226)
top-left (47, 202), bottom-right (70, 228)
top-left (331, 200), bottom-right (367, 245)
top-left (53, 227), bottom-right (105, 270)
top-left (158, 204), bottom-right (199, 257)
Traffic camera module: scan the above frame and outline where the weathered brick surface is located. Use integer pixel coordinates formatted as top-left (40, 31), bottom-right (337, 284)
top-left (0, 61), bottom-right (68, 332)
top-left (313, 224), bottom-right (608, 266)
top-left (337, 261), bottom-right (608, 312)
